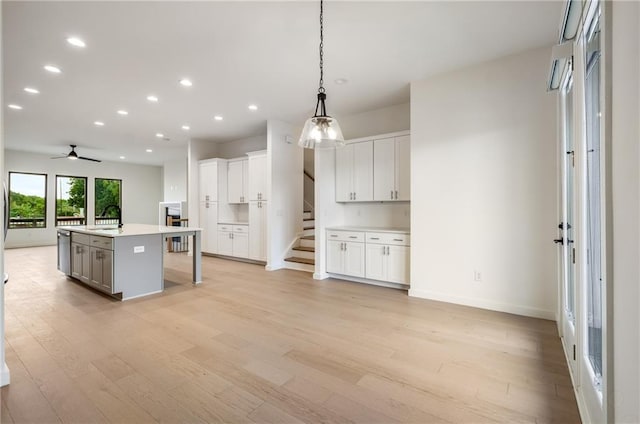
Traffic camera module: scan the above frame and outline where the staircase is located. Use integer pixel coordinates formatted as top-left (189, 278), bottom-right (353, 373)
top-left (284, 211), bottom-right (315, 272)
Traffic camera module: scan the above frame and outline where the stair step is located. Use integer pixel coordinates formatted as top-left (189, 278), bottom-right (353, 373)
top-left (284, 256), bottom-right (315, 265)
top-left (303, 226), bottom-right (315, 231)
top-left (293, 246), bottom-right (314, 252)
top-left (303, 218), bottom-right (314, 221)
top-left (300, 235), bottom-right (315, 240)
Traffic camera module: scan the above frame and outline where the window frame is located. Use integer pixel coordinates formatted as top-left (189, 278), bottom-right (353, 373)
top-left (94, 177), bottom-right (122, 224)
top-left (8, 171), bottom-right (48, 229)
top-left (55, 175), bottom-right (88, 226)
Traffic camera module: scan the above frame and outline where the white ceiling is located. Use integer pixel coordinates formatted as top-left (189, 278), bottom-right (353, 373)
top-left (3, 1), bottom-right (562, 166)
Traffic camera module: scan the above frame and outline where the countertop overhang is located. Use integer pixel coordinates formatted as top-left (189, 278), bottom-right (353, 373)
top-left (57, 224), bottom-right (202, 238)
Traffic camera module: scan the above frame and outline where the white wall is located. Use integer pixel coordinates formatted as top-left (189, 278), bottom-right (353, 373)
top-left (217, 134), bottom-right (266, 159)
top-left (266, 120), bottom-right (302, 269)
top-left (611, 1), bottom-right (640, 421)
top-left (340, 103), bottom-right (410, 140)
top-left (409, 46), bottom-right (558, 319)
top-left (163, 158), bottom-right (187, 202)
top-left (4, 149), bottom-right (163, 248)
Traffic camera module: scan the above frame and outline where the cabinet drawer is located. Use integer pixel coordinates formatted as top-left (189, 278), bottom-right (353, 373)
top-left (218, 224), bottom-right (233, 232)
top-left (71, 232), bottom-right (91, 245)
top-left (90, 236), bottom-right (113, 250)
top-left (326, 230), bottom-right (364, 242)
top-left (233, 225), bottom-right (248, 233)
top-left (365, 232), bottom-right (410, 246)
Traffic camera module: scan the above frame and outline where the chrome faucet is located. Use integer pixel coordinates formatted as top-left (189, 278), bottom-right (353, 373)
top-left (100, 204), bottom-right (123, 228)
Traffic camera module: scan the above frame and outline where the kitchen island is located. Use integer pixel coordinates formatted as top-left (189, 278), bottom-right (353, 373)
top-left (57, 224), bottom-right (202, 300)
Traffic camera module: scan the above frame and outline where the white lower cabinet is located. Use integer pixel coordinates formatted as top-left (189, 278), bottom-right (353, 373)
top-left (326, 240), bottom-right (365, 277)
top-left (217, 224), bottom-right (248, 258)
top-left (365, 231), bottom-right (410, 285)
top-left (327, 229), bottom-right (410, 286)
top-left (365, 243), bottom-right (410, 285)
top-left (326, 230), bottom-right (366, 277)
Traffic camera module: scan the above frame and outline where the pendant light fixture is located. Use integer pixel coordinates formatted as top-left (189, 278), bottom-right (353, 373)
top-left (298, 0), bottom-right (345, 149)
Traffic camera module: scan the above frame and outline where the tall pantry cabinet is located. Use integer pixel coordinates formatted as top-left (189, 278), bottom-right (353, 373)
top-left (247, 151), bottom-right (268, 261)
top-left (198, 159), bottom-right (226, 254)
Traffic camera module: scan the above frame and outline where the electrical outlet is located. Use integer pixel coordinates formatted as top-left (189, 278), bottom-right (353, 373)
top-left (473, 270), bottom-right (482, 282)
top-left (134, 246), bottom-right (145, 253)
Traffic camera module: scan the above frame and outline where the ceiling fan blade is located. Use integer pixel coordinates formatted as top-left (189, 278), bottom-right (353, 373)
top-left (50, 155), bottom-right (68, 159)
top-left (78, 156), bottom-right (101, 163)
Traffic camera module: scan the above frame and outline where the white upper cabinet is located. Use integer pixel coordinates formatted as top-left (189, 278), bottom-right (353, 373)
top-left (199, 160), bottom-right (218, 202)
top-left (335, 141), bottom-right (373, 202)
top-left (373, 135), bottom-right (410, 201)
top-left (228, 159), bottom-right (248, 204)
top-left (247, 151), bottom-right (268, 201)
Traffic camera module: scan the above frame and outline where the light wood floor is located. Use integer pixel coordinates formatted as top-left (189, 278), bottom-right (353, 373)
top-left (1, 246), bottom-right (580, 423)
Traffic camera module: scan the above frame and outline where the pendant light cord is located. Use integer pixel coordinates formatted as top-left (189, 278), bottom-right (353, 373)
top-left (318, 0), bottom-right (325, 94)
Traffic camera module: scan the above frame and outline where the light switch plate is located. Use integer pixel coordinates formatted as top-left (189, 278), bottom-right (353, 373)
top-left (134, 246), bottom-right (145, 253)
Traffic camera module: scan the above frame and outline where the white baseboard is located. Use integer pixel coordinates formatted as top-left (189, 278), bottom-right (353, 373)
top-left (0, 361), bottom-right (10, 387)
top-left (313, 272), bottom-right (329, 280)
top-left (266, 262), bottom-right (284, 271)
top-left (328, 273), bottom-right (408, 290)
top-left (408, 288), bottom-right (555, 320)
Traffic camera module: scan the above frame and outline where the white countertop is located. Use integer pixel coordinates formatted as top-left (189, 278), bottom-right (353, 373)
top-left (325, 226), bottom-right (410, 234)
top-left (57, 224), bottom-right (202, 238)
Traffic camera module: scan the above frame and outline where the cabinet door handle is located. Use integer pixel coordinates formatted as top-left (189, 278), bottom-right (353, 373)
top-left (343, 243), bottom-right (347, 251)
top-left (354, 192), bottom-right (356, 200)
top-left (330, 235), bottom-right (337, 237)
top-left (395, 190), bottom-right (398, 199)
top-left (391, 190), bottom-right (394, 199)
top-left (349, 236), bottom-right (357, 239)
top-left (370, 237), bottom-right (380, 240)
top-left (393, 239), bottom-right (403, 242)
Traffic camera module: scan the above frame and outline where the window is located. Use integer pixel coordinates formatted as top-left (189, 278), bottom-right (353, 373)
top-left (56, 176), bottom-right (87, 226)
top-left (95, 178), bottom-right (122, 225)
top-left (8, 172), bottom-right (47, 229)
top-left (584, 14), bottom-right (603, 381)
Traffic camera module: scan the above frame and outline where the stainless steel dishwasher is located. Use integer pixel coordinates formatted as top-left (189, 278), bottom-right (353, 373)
top-left (57, 229), bottom-right (71, 275)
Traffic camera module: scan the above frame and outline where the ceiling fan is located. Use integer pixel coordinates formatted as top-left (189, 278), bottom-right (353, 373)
top-left (51, 144), bottom-right (101, 162)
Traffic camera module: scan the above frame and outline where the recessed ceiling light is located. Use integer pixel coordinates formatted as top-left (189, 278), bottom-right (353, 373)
top-left (66, 37), bottom-right (86, 48)
top-left (334, 78), bottom-right (348, 85)
top-left (44, 65), bottom-right (61, 73)
top-left (7, 104), bottom-right (23, 110)
top-left (147, 95), bottom-right (159, 102)
top-left (179, 78), bottom-right (193, 87)
top-left (119, 156), bottom-right (126, 160)
top-left (94, 121), bottom-right (105, 126)
top-left (214, 115), bottom-right (223, 121)
top-left (146, 149), bottom-right (153, 153)
top-left (24, 87), bottom-right (40, 94)
top-left (181, 125), bottom-right (190, 131)
top-left (248, 104), bottom-right (258, 111)
top-left (155, 133), bottom-right (164, 138)
top-left (117, 110), bottom-right (128, 116)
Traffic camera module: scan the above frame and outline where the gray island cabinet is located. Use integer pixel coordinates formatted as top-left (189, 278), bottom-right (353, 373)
top-left (58, 224), bottom-right (202, 300)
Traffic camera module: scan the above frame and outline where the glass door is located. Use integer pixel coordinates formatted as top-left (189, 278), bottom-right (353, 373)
top-left (559, 69), bottom-right (577, 376)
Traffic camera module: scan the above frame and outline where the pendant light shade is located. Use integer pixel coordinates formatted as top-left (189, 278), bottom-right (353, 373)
top-left (299, 93), bottom-right (344, 149)
top-left (299, 0), bottom-right (344, 149)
